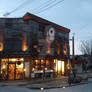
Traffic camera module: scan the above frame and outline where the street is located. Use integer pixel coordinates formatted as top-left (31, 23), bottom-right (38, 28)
top-left (0, 83), bottom-right (92, 92)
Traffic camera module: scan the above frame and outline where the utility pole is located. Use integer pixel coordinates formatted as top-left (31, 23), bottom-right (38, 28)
top-left (72, 33), bottom-right (75, 67)
top-left (69, 33), bottom-right (75, 68)
top-left (69, 33), bottom-right (75, 58)
top-left (72, 33), bottom-right (75, 57)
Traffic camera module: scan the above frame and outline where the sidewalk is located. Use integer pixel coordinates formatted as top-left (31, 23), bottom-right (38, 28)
top-left (25, 73), bottom-right (92, 89)
top-left (25, 76), bottom-right (68, 89)
top-left (0, 76), bottom-right (68, 89)
top-left (0, 72), bottom-right (92, 89)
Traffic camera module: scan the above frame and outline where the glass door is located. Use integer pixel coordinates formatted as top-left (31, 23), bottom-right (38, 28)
top-left (8, 64), bottom-right (15, 80)
top-left (16, 62), bottom-right (24, 80)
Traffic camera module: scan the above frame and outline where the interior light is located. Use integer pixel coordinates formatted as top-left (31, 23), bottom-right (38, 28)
top-left (40, 88), bottom-right (44, 90)
top-left (45, 68), bottom-right (47, 70)
top-left (2, 65), bottom-right (5, 69)
top-left (0, 43), bottom-right (4, 51)
top-left (20, 58), bottom-right (24, 61)
top-left (61, 61), bottom-right (65, 75)
top-left (24, 68), bottom-right (26, 71)
top-left (58, 60), bottom-right (62, 73)
top-left (62, 86), bottom-right (66, 88)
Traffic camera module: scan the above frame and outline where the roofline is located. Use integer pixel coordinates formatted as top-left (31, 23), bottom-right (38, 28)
top-left (0, 13), bottom-right (70, 33)
top-left (0, 17), bottom-right (22, 19)
top-left (23, 12), bottom-right (70, 33)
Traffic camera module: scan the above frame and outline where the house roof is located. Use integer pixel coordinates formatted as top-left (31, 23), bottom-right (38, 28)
top-left (23, 12), bottom-right (70, 33)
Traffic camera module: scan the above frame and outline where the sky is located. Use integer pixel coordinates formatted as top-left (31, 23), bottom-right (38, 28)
top-left (0, 0), bottom-right (92, 55)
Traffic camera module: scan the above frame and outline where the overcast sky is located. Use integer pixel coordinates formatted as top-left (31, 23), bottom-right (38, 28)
top-left (0, 0), bottom-right (92, 55)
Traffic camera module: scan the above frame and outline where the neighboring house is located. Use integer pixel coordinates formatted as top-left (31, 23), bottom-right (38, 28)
top-left (0, 12), bottom-right (70, 80)
top-left (74, 55), bottom-right (92, 73)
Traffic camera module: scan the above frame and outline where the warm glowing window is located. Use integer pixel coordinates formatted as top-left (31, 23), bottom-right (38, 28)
top-left (22, 32), bottom-right (28, 51)
top-left (61, 61), bottom-right (65, 75)
top-left (1, 58), bottom-right (24, 62)
top-left (55, 60), bottom-right (65, 75)
top-left (0, 43), bottom-right (4, 51)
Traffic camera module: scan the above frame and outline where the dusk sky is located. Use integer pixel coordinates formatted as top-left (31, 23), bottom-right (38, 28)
top-left (0, 0), bottom-right (92, 55)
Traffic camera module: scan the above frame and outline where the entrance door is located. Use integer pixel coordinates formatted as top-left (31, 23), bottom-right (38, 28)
top-left (8, 64), bottom-right (15, 80)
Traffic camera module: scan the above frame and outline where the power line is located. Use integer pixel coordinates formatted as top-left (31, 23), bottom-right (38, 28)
top-left (31, 0), bottom-right (56, 13)
top-left (34, 0), bottom-right (65, 14)
top-left (3, 0), bottom-right (36, 17)
top-left (3, 0), bottom-right (65, 17)
top-left (10, 0), bottom-right (31, 13)
top-left (3, 0), bottom-right (55, 16)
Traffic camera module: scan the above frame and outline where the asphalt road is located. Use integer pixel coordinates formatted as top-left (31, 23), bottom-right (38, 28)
top-left (0, 83), bottom-right (92, 92)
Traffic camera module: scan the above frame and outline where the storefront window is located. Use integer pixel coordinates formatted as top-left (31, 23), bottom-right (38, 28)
top-left (1, 61), bottom-right (8, 80)
top-left (1, 58), bottom-right (24, 80)
top-left (41, 60), bottom-right (45, 70)
top-left (33, 59), bottom-right (54, 71)
top-left (16, 62), bottom-right (24, 79)
top-left (55, 59), bottom-right (65, 75)
top-left (34, 60), bottom-right (41, 70)
top-left (46, 60), bottom-right (50, 69)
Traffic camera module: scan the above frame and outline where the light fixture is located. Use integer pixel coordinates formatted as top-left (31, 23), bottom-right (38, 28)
top-left (0, 42), bottom-right (4, 51)
top-left (41, 70), bottom-right (43, 73)
top-left (51, 70), bottom-right (53, 72)
top-left (32, 68), bottom-right (35, 71)
top-left (40, 88), bottom-right (44, 90)
top-left (11, 58), bottom-right (16, 62)
top-left (62, 86), bottom-right (66, 88)
top-left (2, 65), bottom-right (5, 69)
top-left (45, 68), bottom-right (47, 70)
top-left (20, 58), bottom-right (24, 61)
top-left (24, 68), bottom-right (26, 71)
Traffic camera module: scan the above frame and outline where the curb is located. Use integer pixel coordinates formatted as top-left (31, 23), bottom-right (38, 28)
top-left (27, 81), bottom-right (92, 90)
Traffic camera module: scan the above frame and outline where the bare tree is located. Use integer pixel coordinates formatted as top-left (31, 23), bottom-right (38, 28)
top-left (80, 40), bottom-right (92, 55)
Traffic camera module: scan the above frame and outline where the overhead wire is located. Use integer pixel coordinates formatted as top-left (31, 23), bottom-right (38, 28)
top-left (10, 0), bottom-right (33, 13)
top-left (3, 0), bottom-right (65, 16)
top-left (33, 0), bottom-right (65, 14)
top-left (3, 0), bottom-right (36, 16)
top-left (31, 0), bottom-right (57, 13)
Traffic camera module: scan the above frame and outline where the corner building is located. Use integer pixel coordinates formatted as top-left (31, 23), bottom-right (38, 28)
top-left (0, 13), bottom-right (70, 80)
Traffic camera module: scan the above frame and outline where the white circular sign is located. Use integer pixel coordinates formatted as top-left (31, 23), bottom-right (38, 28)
top-left (48, 27), bottom-right (55, 41)
top-left (49, 28), bottom-right (55, 36)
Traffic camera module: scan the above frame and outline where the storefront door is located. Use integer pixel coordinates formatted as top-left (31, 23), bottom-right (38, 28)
top-left (8, 64), bottom-right (15, 80)
top-left (1, 58), bottom-right (24, 80)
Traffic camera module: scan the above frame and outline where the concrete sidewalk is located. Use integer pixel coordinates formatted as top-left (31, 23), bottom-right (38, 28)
top-left (0, 76), bottom-right (68, 89)
top-left (0, 72), bottom-right (92, 89)
top-left (25, 76), bottom-right (68, 89)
